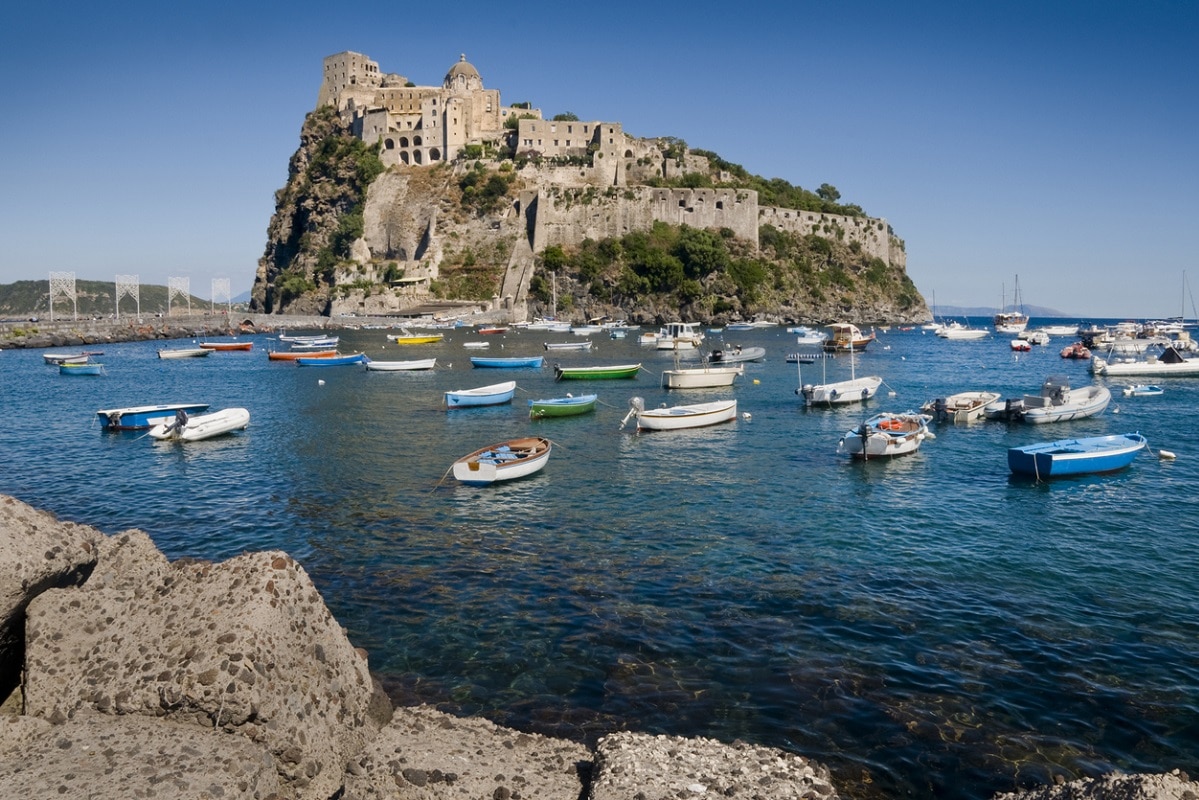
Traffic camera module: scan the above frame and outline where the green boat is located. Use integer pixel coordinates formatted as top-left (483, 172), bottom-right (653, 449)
top-left (554, 363), bottom-right (641, 380)
top-left (528, 393), bottom-right (598, 418)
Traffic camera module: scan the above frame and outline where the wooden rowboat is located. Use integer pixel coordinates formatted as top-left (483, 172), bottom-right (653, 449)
top-left (158, 347), bottom-right (211, 359)
top-left (470, 355), bottom-right (544, 369)
top-left (363, 357), bottom-right (437, 371)
top-left (621, 397), bottom-right (738, 431)
top-left (1008, 433), bottom-right (1148, 478)
top-left (451, 436), bottom-right (552, 486)
top-left (268, 349), bottom-right (338, 361)
top-left (198, 341), bottom-right (253, 351)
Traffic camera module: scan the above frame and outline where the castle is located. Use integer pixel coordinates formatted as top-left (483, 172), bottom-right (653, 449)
top-left (311, 51), bottom-right (906, 320)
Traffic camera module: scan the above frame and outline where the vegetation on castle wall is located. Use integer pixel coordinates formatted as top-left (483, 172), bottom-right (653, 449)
top-left (529, 221), bottom-right (921, 320)
top-left (687, 148), bottom-right (865, 218)
top-left (458, 162), bottom-right (514, 215)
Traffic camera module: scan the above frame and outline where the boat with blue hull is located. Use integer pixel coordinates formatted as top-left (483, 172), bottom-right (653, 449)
top-left (295, 352), bottom-right (366, 366)
top-left (96, 403), bottom-right (211, 431)
top-left (1007, 432), bottom-right (1148, 478)
top-left (445, 380), bottom-right (517, 409)
top-left (469, 355), bottom-right (545, 369)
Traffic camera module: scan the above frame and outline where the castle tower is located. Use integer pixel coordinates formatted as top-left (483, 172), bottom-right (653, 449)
top-left (318, 51), bottom-right (382, 110)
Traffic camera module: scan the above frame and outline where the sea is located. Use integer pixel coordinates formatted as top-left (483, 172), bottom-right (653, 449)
top-left (3, 318), bottom-right (1198, 800)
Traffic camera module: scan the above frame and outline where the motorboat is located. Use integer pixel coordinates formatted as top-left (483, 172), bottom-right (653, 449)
top-left (148, 407), bottom-right (250, 442)
top-left (839, 412), bottom-right (932, 459)
top-left (921, 391), bottom-right (1002, 423)
top-left (661, 364), bottom-right (743, 389)
top-left (620, 397), bottom-right (738, 431)
top-left (822, 323), bottom-right (875, 352)
top-left (96, 403), bottom-right (211, 431)
top-left (984, 376), bottom-right (1110, 424)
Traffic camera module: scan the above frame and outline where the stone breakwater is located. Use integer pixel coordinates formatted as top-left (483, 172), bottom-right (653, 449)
top-left (0, 494), bottom-right (1190, 800)
top-left (0, 314), bottom-right (332, 351)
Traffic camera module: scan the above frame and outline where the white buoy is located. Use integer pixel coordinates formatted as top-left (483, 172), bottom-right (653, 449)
top-left (888, 390), bottom-right (896, 397)
top-left (318, 379), bottom-right (325, 386)
top-left (1159, 449), bottom-right (1176, 460)
top-left (741, 412), bottom-right (752, 421)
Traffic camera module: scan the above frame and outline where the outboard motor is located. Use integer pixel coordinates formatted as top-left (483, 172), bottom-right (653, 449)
top-left (933, 397), bottom-right (948, 423)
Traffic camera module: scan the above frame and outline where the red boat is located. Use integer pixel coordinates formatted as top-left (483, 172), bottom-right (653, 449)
top-left (267, 349), bottom-right (337, 361)
top-left (478, 326), bottom-right (509, 335)
top-left (1060, 341), bottom-right (1091, 359)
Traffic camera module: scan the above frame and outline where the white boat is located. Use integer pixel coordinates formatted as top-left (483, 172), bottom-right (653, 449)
top-left (654, 322), bottom-right (705, 351)
top-left (823, 323), bottom-right (875, 352)
top-left (994, 276), bottom-right (1029, 333)
top-left (791, 327), bottom-right (829, 346)
top-left (1039, 324), bottom-right (1081, 337)
top-left (1122, 384), bottom-right (1164, 397)
top-left (839, 412), bottom-right (932, 459)
top-left (796, 346), bottom-right (881, 407)
top-left (1018, 330), bottom-right (1051, 346)
top-left (921, 391), bottom-right (1002, 423)
top-left (544, 340), bottom-right (593, 351)
top-left (363, 357), bottom-right (437, 371)
top-left (451, 437), bottom-right (552, 486)
top-left (621, 397), bottom-right (738, 431)
top-left (1011, 339), bottom-right (1031, 352)
top-left (157, 347), bottom-right (211, 359)
top-left (984, 376), bottom-right (1111, 424)
top-left (462, 342), bottom-right (491, 349)
top-left (661, 364), bottom-right (743, 389)
top-left (444, 380), bottom-right (517, 408)
top-left (148, 408), bottom-right (250, 442)
top-left (709, 345), bottom-right (766, 363)
top-left (1090, 345), bottom-right (1199, 377)
top-left (936, 321), bottom-right (989, 340)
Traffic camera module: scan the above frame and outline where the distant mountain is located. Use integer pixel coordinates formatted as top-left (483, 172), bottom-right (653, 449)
top-left (936, 304), bottom-right (1073, 319)
top-left (0, 279), bottom-right (248, 318)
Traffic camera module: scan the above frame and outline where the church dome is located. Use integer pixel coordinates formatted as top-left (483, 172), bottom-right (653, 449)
top-left (444, 54), bottom-right (482, 92)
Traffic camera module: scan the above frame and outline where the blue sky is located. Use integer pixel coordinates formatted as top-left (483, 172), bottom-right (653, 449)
top-left (1, 1), bottom-right (1195, 318)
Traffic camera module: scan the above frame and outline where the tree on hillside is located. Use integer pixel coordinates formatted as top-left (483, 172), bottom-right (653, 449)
top-left (816, 183), bottom-right (841, 203)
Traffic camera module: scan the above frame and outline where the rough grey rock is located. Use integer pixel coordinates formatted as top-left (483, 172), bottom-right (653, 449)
top-left (993, 770), bottom-right (1199, 800)
top-left (589, 731), bottom-right (840, 800)
top-left (344, 704), bottom-right (590, 799)
top-left (0, 497), bottom-right (99, 701)
top-left (0, 709), bottom-right (283, 798)
top-left (24, 549), bottom-right (391, 800)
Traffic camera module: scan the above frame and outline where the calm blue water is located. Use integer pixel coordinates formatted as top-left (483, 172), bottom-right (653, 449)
top-left (3, 320), bottom-right (1198, 799)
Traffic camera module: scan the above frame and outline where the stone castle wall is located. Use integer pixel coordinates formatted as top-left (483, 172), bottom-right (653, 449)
top-left (758, 206), bottom-right (905, 269)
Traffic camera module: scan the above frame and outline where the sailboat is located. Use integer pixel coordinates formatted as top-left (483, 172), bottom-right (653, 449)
top-left (994, 276), bottom-right (1029, 333)
top-left (796, 342), bottom-right (882, 406)
top-left (921, 290), bottom-right (942, 331)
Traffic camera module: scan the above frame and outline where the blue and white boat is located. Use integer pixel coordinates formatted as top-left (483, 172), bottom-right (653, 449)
top-left (59, 362), bottom-right (104, 376)
top-left (295, 352), bottom-right (366, 366)
top-left (469, 355), bottom-right (544, 368)
top-left (96, 403), bottom-right (211, 431)
top-left (1007, 432), bottom-right (1148, 478)
top-left (1122, 384), bottom-right (1164, 397)
top-left (445, 380), bottom-right (517, 409)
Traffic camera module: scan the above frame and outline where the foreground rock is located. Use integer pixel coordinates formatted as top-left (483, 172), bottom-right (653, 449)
top-left (994, 771), bottom-right (1199, 800)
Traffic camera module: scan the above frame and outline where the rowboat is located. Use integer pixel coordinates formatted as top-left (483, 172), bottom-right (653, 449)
top-left (1007, 433), bottom-right (1148, 478)
top-left (469, 355), bottom-right (544, 369)
top-left (621, 397), bottom-right (738, 431)
top-left (148, 407), bottom-right (250, 442)
top-left (279, 333), bottom-right (332, 343)
top-left (158, 347), bottom-right (211, 359)
top-left (984, 376), bottom-right (1111, 424)
top-left (451, 437), bottom-right (552, 486)
top-left (198, 341), bottom-right (253, 351)
top-left (59, 362), bottom-right (104, 376)
top-left (445, 380), bottom-right (517, 409)
top-left (477, 326), bottom-right (509, 335)
top-left (296, 352), bottom-right (366, 366)
top-left (287, 337), bottom-right (340, 349)
top-left (661, 364), bottom-right (743, 389)
top-left (387, 331), bottom-right (444, 345)
top-left (921, 391), bottom-right (1002, 423)
top-left (839, 412), bottom-right (932, 460)
top-left (528, 394), bottom-right (598, 419)
top-left (363, 357), bottom-right (437, 371)
top-left (96, 403), bottom-right (211, 431)
top-left (268, 349), bottom-right (338, 361)
top-left (44, 351), bottom-right (102, 364)
top-left (1122, 384), bottom-right (1164, 397)
top-left (554, 363), bottom-right (641, 380)
top-left (462, 342), bottom-right (490, 349)
top-left (544, 341), bottom-right (593, 351)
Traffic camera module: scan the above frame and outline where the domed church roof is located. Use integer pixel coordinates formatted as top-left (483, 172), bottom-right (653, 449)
top-left (444, 54), bottom-right (482, 92)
